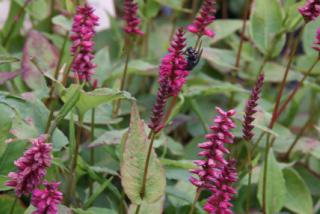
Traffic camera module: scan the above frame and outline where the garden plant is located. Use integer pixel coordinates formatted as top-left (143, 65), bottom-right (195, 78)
top-left (0, 0), bottom-right (320, 213)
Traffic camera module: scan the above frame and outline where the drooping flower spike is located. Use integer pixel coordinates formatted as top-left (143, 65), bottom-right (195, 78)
top-left (31, 179), bottom-right (63, 214)
top-left (298, 0), bottom-right (320, 23)
top-left (190, 107), bottom-right (237, 214)
top-left (122, 0), bottom-right (144, 35)
top-left (242, 72), bottom-right (265, 141)
top-left (5, 135), bottom-right (53, 197)
top-left (70, 4), bottom-right (99, 81)
top-left (148, 27), bottom-right (190, 133)
top-left (187, 0), bottom-right (216, 38)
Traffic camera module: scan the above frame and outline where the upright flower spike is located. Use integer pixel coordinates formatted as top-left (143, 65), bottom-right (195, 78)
top-left (147, 27), bottom-right (189, 132)
top-left (187, 0), bottom-right (216, 38)
top-left (242, 72), bottom-right (265, 141)
top-left (70, 4), bottom-right (99, 81)
top-left (298, 0), bottom-right (320, 22)
top-left (31, 179), bottom-right (63, 214)
top-left (5, 135), bottom-right (53, 197)
top-left (189, 107), bottom-right (237, 214)
top-left (122, 0), bottom-right (144, 35)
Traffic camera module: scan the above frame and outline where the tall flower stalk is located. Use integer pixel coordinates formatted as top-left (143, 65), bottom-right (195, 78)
top-left (189, 107), bottom-right (237, 214)
top-left (5, 135), bottom-right (53, 197)
top-left (114, 0), bottom-right (144, 117)
top-left (242, 72), bottom-right (264, 214)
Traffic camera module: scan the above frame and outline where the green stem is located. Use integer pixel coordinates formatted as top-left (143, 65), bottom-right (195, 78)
top-left (65, 114), bottom-right (84, 206)
top-left (135, 204), bottom-right (141, 214)
top-left (262, 134), bottom-right (271, 214)
top-left (89, 108), bottom-right (95, 198)
top-left (2, 1), bottom-right (29, 47)
top-left (269, 23), bottom-right (306, 129)
top-left (118, 189), bottom-right (125, 214)
top-left (55, 32), bottom-right (69, 79)
top-left (45, 97), bottom-right (58, 134)
top-left (246, 140), bottom-right (253, 214)
top-left (10, 197), bottom-right (18, 214)
top-left (274, 58), bottom-right (318, 121)
top-left (139, 133), bottom-right (156, 201)
top-left (62, 46), bottom-right (81, 86)
top-left (194, 36), bottom-right (202, 50)
top-left (189, 99), bottom-right (209, 133)
top-left (114, 37), bottom-right (134, 117)
top-left (189, 188), bottom-right (203, 214)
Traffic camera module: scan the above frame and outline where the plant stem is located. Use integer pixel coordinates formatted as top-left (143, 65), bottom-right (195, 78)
top-left (282, 102), bottom-right (319, 161)
top-left (229, 0), bottom-right (251, 108)
top-left (189, 0), bottom-right (197, 23)
top-left (62, 47), bottom-right (81, 86)
top-left (114, 37), bottom-right (133, 117)
top-left (194, 36), bottom-right (202, 50)
top-left (222, 0), bottom-right (228, 19)
top-left (246, 140), bottom-right (253, 214)
top-left (262, 134), bottom-right (271, 214)
top-left (269, 23), bottom-right (306, 129)
top-left (118, 189), bottom-right (125, 214)
top-left (55, 32), bottom-right (69, 79)
top-left (274, 58), bottom-right (318, 121)
top-left (10, 197), bottom-right (18, 214)
top-left (65, 114), bottom-right (84, 206)
top-left (45, 98), bottom-right (58, 134)
top-left (161, 96), bottom-right (178, 126)
top-left (189, 187), bottom-right (203, 214)
top-left (135, 204), bottom-right (141, 214)
top-left (140, 133), bottom-right (156, 200)
top-left (2, 1), bottom-right (29, 47)
top-left (89, 108), bottom-right (95, 198)
top-left (189, 98), bottom-right (209, 133)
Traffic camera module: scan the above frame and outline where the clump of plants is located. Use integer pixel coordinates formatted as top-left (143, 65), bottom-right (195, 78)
top-left (0, 0), bottom-right (320, 214)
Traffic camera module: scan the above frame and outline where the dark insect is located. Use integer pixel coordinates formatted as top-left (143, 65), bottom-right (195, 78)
top-left (182, 42), bottom-right (203, 71)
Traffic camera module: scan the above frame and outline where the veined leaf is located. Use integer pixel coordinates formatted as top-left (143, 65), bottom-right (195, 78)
top-left (0, 55), bottom-right (20, 65)
top-left (128, 196), bottom-right (165, 214)
top-left (121, 101), bottom-right (166, 204)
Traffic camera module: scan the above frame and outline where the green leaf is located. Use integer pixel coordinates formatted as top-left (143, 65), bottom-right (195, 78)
top-left (65, 88), bottom-right (134, 116)
top-left (87, 208), bottom-right (117, 214)
top-left (153, 0), bottom-right (191, 13)
top-left (68, 112), bottom-right (76, 158)
top-left (294, 165), bottom-right (320, 196)
top-left (283, 168), bottom-right (313, 214)
top-left (303, 16), bottom-right (320, 55)
top-left (0, 102), bottom-right (16, 157)
top-left (166, 94), bottom-right (184, 125)
top-left (0, 175), bottom-right (13, 191)
top-left (128, 196), bottom-right (165, 214)
top-left (0, 69), bottom-right (27, 86)
top-left (15, 0), bottom-right (49, 21)
top-left (160, 159), bottom-right (199, 170)
top-left (250, 0), bottom-right (285, 57)
top-left (24, 205), bottom-right (37, 214)
top-left (52, 15), bottom-right (72, 31)
top-left (211, 20), bottom-right (244, 44)
top-left (0, 195), bottom-right (26, 214)
top-left (82, 177), bottom-right (113, 210)
top-left (257, 149), bottom-right (286, 214)
top-left (0, 55), bottom-right (20, 65)
top-left (295, 54), bottom-right (320, 74)
top-left (145, 0), bottom-right (160, 19)
top-left (85, 129), bottom-right (128, 148)
top-left (121, 101), bottom-right (166, 204)
top-left (22, 30), bottom-right (58, 91)
top-left (283, 1), bottom-right (304, 31)
top-left (92, 47), bottom-right (111, 86)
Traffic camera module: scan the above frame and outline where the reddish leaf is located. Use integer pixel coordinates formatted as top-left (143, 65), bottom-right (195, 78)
top-left (0, 69), bottom-right (27, 85)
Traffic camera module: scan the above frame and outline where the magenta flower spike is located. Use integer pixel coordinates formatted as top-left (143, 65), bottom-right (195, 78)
top-left (148, 27), bottom-right (189, 132)
top-left (122, 0), bottom-right (144, 35)
top-left (312, 28), bottom-right (320, 53)
top-left (70, 4), bottom-right (99, 81)
top-left (189, 107), bottom-right (237, 214)
top-left (31, 179), bottom-right (63, 214)
top-left (298, 0), bottom-right (320, 22)
top-left (5, 135), bottom-right (53, 197)
top-left (242, 72), bottom-right (265, 141)
top-left (187, 0), bottom-right (216, 38)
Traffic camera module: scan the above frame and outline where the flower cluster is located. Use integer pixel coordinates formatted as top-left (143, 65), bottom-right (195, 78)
top-left (148, 77), bottom-right (169, 133)
top-left (188, 0), bottom-right (216, 38)
top-left (298, 0), bottom-right (320, 22)
top-left (70, 4), bottom-right (99, 81)
top-left (5, 135), bottom-right (53, 197)
top-left (31, 179), bottom-right (63, 214)
top-left (312, 28), bottom-right (320, 53)
top-left (189, 107), bottom-right (237, 214)
top-left (122, 0), bottom-right (144, 35)
top-left (159, 27), bottom-right (189, 97)
top-left (242, 72), bottom-right (264, 141)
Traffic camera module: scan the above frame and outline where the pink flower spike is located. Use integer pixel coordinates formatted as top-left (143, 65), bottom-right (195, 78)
top-left (5, 135), bottom-right (53, 197)
top-left (31, 179), bottom-right (63, 214)
top-left (122, 0), bottom-right (144, 35)
top-left (298, 0), bottom-right (320, 22)
top-left (70, 4), bottom-right (99, 82)
top-left (188, 0), bottom-right (216, 38)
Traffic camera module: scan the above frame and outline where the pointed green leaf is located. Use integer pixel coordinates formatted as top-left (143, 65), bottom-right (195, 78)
top-left (283, 168), bottom-right (313, 214)
top-left (250, 0), bottom-right (285, 57)
top-left (257, 149), bottom-right (286, 214)
top-left (0, 175), bottom-right (13, 191)
top-left (0, 102), bottom-right (16, 157)
top-left (128, 196), bottom-right (165, 214)
top-left (0, 195), bottom-right (26, 214)
top-left (0, 55), bottom-right (20, 65)
top-left (85, 129), bottom-right (128, 148)
top-left (121, 101), bottom-right (166, 204)
top-left (211, 20), bottom-right (243, 44)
